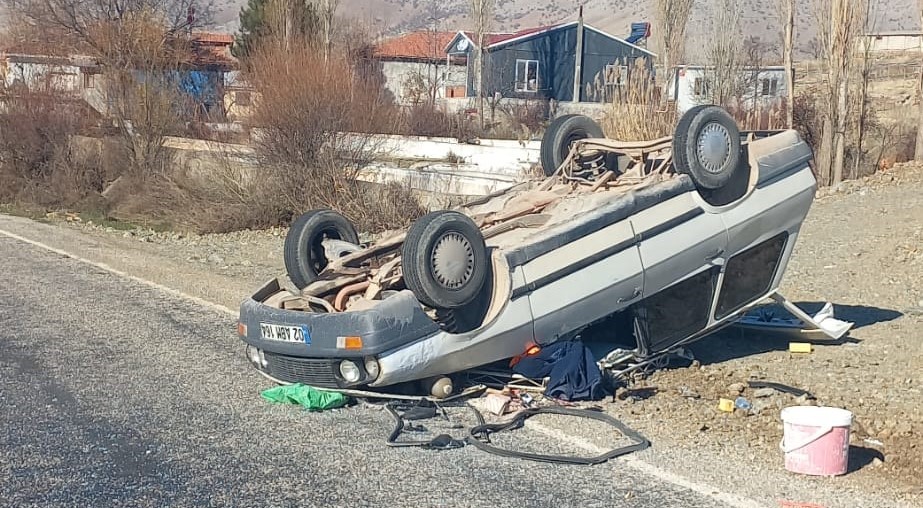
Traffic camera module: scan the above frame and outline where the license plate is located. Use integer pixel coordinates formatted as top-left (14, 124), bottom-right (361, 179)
top-left (260, 323), bottom-right (308, 344)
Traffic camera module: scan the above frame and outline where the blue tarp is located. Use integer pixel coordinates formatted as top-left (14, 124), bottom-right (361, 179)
top-left (626, 22), bottom-right (651, 45)
top-left (512, 340), bottom-right (608, 402)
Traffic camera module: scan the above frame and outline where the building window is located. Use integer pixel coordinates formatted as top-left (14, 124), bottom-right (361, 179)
top-left (83, 73), bottom-right (97, 89)
top-left (515, 59), bottom-right (539, 92)
top-left (605, 64), bottom-right (629, 86)
top-left (760, 78), bottom-right (779, 97)
top-left (693, 77), bottom-right (708, 97)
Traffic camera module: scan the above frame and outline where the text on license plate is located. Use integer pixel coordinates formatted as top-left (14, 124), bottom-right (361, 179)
top-left (260, 323), bottom-right (309, 344)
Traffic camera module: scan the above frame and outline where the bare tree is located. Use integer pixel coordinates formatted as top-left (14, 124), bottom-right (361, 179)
top-left (319, 0), bottom-right (340, 64)
top-left (916, 0), bottom-right (923, 160)
top-left (469, 0), bottom-right (494, 128)
top-left (740, 37), bottom-right (770, 122)
top-left (704, 0), bottom-right (743, 107)
top-left (776, 0), bottom-right (795, 128)
top-left (9, 0), bottom-right (212, 179)
top-left (9, 0), bottom-right (208, 61)
top-left (814, 0), bottom-right (866, 186)
top-left (853, 1), bottom-right (878, 179)
top-left (654, 0), bottom-right (694, 103)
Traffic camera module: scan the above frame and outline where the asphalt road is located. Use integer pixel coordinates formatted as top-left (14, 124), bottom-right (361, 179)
top-left (0, 235), bottom-right (735, 508)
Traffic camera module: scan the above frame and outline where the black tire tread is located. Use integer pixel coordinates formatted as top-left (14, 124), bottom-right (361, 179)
top-left (672, 105), bottom-right (741, 191)
top-left (540, 114), bottom-right (605, 176)
top-left (402, 211), bottom-right (488, 309)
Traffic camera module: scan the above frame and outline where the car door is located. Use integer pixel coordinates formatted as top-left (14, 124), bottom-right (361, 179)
top-left (630, 191), bottom-right (728, 353)
top-left (631, 191), bottom-right (727, 297)
top-left (520, 218), bottom-right (644, 345)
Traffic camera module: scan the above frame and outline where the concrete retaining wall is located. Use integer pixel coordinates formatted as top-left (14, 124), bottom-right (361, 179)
top-left (159, 133), bottom-right (533, 210)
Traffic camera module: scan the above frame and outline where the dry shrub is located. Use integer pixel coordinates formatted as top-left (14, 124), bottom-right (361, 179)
top-left (599, 58), bottom-right (676, 141)
top-left (793, 89), bottom-right (822, 152)
top-left (791, 87), bottom-right (911, 180)
top-left (722, 99), bottom-right (787, 131)
top-left (0, 85), bottom-right (102, 205)
top-left (489, 100), bottom-right (548, 141)
top-left (244, 40), bottom-right (425, 233)
top-left (399, 104), bottom-right (477, 140)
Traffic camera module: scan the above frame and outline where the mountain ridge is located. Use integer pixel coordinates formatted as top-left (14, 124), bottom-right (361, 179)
top-left (211, 0), bottom-right (921, 61)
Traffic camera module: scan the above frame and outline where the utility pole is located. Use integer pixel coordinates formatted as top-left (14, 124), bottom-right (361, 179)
top-left (572, 5), bottom-right (584, 102)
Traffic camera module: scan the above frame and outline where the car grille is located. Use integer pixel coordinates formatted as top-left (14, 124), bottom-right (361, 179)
top-left (263, 352), bottom-right (339, 388)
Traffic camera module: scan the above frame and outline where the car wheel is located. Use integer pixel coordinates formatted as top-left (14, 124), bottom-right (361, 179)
top-left (672, 105), bottom-right (741, 190)
top-left (284, 209), bottom-right (359, 289)
top-left (402, 211), bottom-right (488, 309)
top-left (540, 114), bottom-right (605, 176)
top-left (435, 257), bottom-right (493, 334)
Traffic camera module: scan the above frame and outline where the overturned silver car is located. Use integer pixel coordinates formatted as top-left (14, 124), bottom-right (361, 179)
top-left (238, 106), bottom-right (818, 396)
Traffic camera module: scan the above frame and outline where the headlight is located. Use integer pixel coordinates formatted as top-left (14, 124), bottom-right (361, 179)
top-left (364, 358), bottom-right (380, 380)
top-left (339, 360), bottom-right (361, 383)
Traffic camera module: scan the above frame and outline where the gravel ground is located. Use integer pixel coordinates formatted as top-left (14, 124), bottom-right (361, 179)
top-left (2, 162), bottom-right (922, 507)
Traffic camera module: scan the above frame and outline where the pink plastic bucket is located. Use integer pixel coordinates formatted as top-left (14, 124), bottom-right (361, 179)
top-left (780, 406), bottom-right (853, 476)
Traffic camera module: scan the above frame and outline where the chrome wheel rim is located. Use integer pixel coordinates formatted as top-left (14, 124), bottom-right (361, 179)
top-left (696, 122), bottom-right (732, 174)
top-left (431, 232), bottom-right (474, 289)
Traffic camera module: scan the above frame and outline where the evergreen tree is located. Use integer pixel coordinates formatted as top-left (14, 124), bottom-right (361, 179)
top-left (232, 0), bottom-right (320, 58)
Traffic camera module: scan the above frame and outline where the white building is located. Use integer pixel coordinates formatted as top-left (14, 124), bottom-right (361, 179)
top-left (666, 65), bottom-right (789, 114)
top-left (2, 53), bottom-right (100, 92)
top-left (373, 31), bottom-right (468, 105)
top-left (860, 31), bottom-right (923, 53)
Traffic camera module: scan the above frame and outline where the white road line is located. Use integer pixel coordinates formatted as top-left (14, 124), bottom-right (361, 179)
top-left (0, 223), bottom-right (764, 508)
top-left (526, 421), bottom-right (767, 508)
top-left (0, 227), bottom-right (239, 318)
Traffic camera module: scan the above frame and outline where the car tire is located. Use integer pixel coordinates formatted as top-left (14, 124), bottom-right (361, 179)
top-left (672, 105), bottom-right (741, 190)
top-left (540, 114), bottom-right (605, 176)
top-left (284, 209), bottom-right (360, 290)
top-left (402, 211), bottom-right (488, 309)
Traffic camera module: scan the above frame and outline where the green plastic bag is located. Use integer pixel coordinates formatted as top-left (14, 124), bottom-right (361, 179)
top-left (261, 384), bottom-right (349, 411)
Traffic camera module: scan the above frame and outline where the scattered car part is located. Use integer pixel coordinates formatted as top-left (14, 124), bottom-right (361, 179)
top-left (401, 399), bottom-right (439, 421)
top-left (747, 381), bottom-right (814, 400)
top-left (284, 209), bottom-right (360, 289)
top-left (672, 105), bottom-right (741, 190)
top-left (540, 114), bottom-right (605, 176)
top-left (402, 211), bottom-right (488, 309)
top-left (467, 406), bottom-right (650, 465)
top-left (789, 342), bottom-right (813, 354)
top-left (731, 294), bottom-right (855, 341)
top-left (385, 401), bottom-right (480, 449)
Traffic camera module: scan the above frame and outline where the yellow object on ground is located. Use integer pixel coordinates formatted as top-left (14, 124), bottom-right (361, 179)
top-left (718, 398), bottom-right (735, 412)
top-left (789, 342), bottom-right (813, 354)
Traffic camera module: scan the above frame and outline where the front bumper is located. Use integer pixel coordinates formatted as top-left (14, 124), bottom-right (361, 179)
top-left (238, 279), bottom-right (441, 388)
